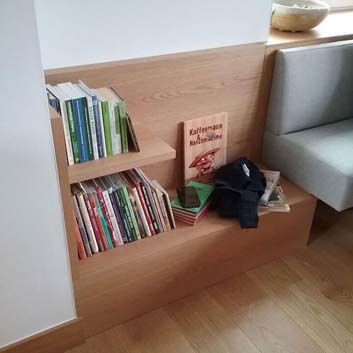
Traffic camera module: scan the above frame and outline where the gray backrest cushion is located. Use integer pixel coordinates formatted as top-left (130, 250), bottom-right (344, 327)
top-left (266, 40), bottom-right (353, 135)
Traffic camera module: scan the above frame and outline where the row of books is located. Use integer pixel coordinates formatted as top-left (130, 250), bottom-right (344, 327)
top-left (47, 81), bottom-right (139, 166)
top-left (259, 170), bottom-right (290, 212)
top-left (72, 168), bottom-right (176, 259)
top-left (171, 181), bottom-right (214, 225)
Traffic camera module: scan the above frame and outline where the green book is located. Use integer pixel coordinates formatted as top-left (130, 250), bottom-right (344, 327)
top-left (171, 182), bottom-right (214, 214)
top-left (122, 186), bottom-right (141, 240)
top-left (120, 109), bottom-right (128, 153)
top-left (117, 187), bottom-right (136, 241)
top-left (100, 100), bottom-right (113, 156)
top-left (114, 105), bottom-right (122, 153)
top-left (81, 98), bottom-right (94, 160)
top-left (65, 100), bottom-right (80, 163)
top-left (109, 87), bottom-right (128, 153)
top-left (118, 100), bottom-right (128, 153)
top-left (93, 193), bottom-right (113, 249)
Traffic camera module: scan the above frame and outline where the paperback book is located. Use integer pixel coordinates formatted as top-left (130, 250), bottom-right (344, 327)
top-left (183, 112), bottom-right (228, 184)
top-left (72, 168), bottom-right (176, 259)
top-left (171, 181), bottom-right (214, 225)
top-left (46, 81), bottom-right (139, 166)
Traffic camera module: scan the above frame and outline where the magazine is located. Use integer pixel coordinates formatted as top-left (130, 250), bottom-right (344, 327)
top-left (258, 185), bottom-right (290, 213)
top-left (259, 170), bottom-right (280, 206)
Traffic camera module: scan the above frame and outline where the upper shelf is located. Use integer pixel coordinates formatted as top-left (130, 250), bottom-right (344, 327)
top-left (267, 10), bottom-right (353, 48)
top-left (68, 127), bottom-right (176, 184)
top-left (49, 106), bottom-right (176, 184)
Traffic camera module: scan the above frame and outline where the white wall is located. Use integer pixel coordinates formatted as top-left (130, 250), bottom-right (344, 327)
top-left (35, 0), bottom-right (272, 69)
top-left (0, 0), bottom-right (76, 348)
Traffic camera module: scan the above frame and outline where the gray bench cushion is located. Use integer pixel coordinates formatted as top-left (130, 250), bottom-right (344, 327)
top-left (267, 40), bottom-right (353, 135)
top-left (263, 118), bottom-right (353, 211)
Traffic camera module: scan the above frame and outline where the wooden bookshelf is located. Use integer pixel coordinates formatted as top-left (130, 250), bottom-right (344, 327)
top-left (68, 125), bottom-right (176, 184)
top-left (46, 44), bottom-right (317, 342)
top-left (76, 176), bottom-right (316, 336)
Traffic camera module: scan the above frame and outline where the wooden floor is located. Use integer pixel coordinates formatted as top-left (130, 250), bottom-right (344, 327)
top-left (67, 206), bottom-right (353, 353)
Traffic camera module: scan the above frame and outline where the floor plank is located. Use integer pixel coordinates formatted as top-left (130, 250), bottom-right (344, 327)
top-left (248, 259), bottom-right (353, 353)
top-left (72, 309), bottom-right (195, 353)
top-left (66, 207), bottom-right (353, 353)
top-left (284, 249), bottom-right (353, 334)
top-left (208, 273), bottom-right (325, 353)
top-left (166, 290), bottom-right (261, 353)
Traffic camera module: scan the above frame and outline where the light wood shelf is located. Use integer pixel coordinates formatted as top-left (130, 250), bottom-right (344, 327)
top-left (78, 175), bottom-right (312, 277)
top-left (76, 176), bottom-right (316, 336)
top-left (68, 133), bottom-right (176, 184)
top-left (50, 110), bottom-right (176, 184)
top-left (47, 49), bottom-right (317, 340)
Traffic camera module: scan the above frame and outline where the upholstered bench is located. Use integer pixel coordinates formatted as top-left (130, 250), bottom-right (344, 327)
top-left (263, 40), bottom-right (353, 211)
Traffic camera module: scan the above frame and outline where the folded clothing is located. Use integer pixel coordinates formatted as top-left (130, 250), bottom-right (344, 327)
top-left (211, 157), bottom-right (266, 228)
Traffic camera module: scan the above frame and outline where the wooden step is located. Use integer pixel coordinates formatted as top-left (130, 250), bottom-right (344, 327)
top-left (68, 123), bottom-right (176, 184)
top-left (76, 176), bottom-right (317, 337)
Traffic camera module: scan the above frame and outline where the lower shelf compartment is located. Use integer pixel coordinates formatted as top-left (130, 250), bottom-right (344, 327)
top-left (75, 177), bottom-right (317, 337)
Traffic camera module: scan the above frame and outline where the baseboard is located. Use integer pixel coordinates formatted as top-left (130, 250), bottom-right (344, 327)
top-left (0, 318), bottom-right (84, 353)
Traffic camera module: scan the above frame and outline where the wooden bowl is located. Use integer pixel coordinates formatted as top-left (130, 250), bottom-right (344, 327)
top-left (271, 0), bottom-right (329, 32)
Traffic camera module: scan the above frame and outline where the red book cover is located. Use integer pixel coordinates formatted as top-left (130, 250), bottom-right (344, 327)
top-left (96, 186), bottom-right (118, 247)
top-left (127, 170), bottom-right (155, 236)
top-left (88, 194), bottom-right (109, 250)
top-left (83, 194), bottom-right (105, 252)
top-left (73, 211), bottom-right (87, 259)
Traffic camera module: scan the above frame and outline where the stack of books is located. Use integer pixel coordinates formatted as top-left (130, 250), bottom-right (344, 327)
top-left (171, 181), bottom-right (214, 225)
top-left (258, 170), bottom-right (290, 213)
top-left (72, 168), bottom-right (176, 259)
top-left (46, 81), bottom-right (139, 166)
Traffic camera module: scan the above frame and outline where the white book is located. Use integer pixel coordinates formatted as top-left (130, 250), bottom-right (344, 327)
top-left (77, 194), bottom-right (99, 253)
top-left (153, 180), bottom-right (176, 229)
top-left (46, 84), bottom-right (75, 165)
top-left (102, 189), bottom-right (124, 246)
top-left (73, 84), bottom-right (99, 160)
top-left (108, 100), bottom-right (120, 155)
top-left (132, 187), bottom-right (152, 237)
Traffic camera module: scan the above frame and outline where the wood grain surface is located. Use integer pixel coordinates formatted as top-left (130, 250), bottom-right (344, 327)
top-left (45, 44), bottom-right (265, 189)
top-left (64, 207), bottom-right (353, 353)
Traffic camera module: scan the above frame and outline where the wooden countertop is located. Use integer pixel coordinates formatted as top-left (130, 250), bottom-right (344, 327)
top-left (267, 10), bottom-right (353, 48)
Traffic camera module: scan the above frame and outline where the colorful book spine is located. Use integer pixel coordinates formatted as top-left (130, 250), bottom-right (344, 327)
top-left (140, 183), bottom-right (159, 234)
top-left (156, 188), bottom-right (171, 231)
top-left (83, 194), bottom-right (105, 252)
top-left (116, 188), bottom-right (135, 242)
top-left (77, 194), bottom-right (99, 253)
top-left (73, 211), bottom-right (87, 259)
top-left (132, 188), bottom-right (151, 237)
top-left (122, 187), bottom-right (141, 240)
top-left (114, 105), bottom-right (122, 154)
top-left (88, 194), bottom-right (109, 250)
top-left (108, 102), bottom-right (119, 155)
top-left (96, 187), bottom-right (118, 247)
top-left (65, 100), bottom-right (80, 163)
top-left (101, 101), bottom-right (113, 156)
top-left (134, 180), bottom-right (155, 235)
top-left (84, 93), bottom-right (99, 160)
top-left (92, 96), bottom-right (104, 158)
top-left (93, 193), bottom-right (113, 249)
top-left (98, 100), bottom-right (107, 157)
top-left (103, 190), bottom-right (124, 246)
top-left (111, 190), bottom-right (131, 243)
top-left (81, 98), bottom-right (94, 160)
top-left (72, 196), bottom-right (92, 256)
top-left (57, 97), bottom-right (74, 166)
top-left (72, 98), bottom-right (89, 162)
